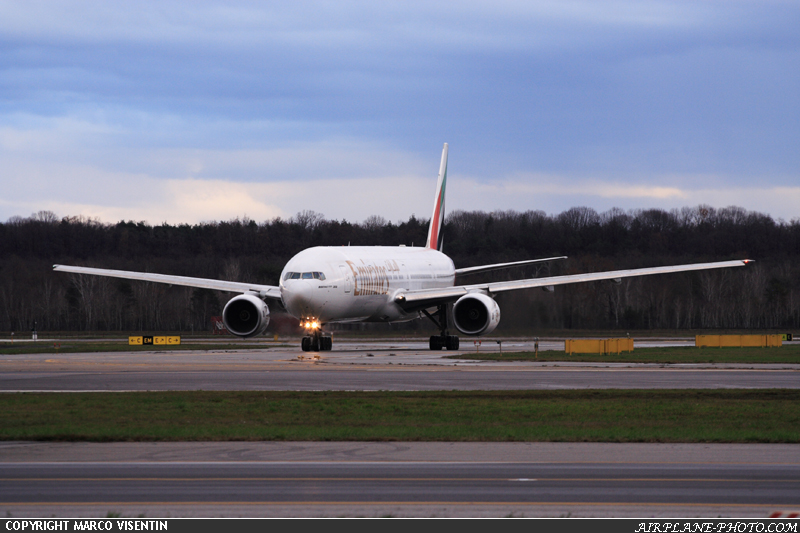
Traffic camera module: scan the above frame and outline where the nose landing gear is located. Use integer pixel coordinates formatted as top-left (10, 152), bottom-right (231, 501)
top-left (301, 334), bottom-right (332, 352)
top-left (300, 322), bottom-right (332, 352)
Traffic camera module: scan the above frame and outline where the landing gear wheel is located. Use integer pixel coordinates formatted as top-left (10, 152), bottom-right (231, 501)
top-left (445, 335), bottom-right (460, 350)
top-left (429, 335), bottom-right (443, 350)
top-left (302, 330), bottom-right (331, 352)
top-left (429, 335), bottom-right (459, 350)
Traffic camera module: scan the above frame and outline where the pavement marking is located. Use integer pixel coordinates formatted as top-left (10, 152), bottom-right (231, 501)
top-left (5, 477), bottom-right (798, 483)
top-left (4, 460), bottom-right (800, 466)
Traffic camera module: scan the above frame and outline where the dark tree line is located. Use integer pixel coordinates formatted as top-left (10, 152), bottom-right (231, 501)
top-left (1, 205), bottom-right (799, 334)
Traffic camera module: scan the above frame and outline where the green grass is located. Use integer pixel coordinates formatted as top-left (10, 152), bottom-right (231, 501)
top-left (1, 390), bottom-right (797, 442)
top-left (449, 344), bottom-right (800, 363)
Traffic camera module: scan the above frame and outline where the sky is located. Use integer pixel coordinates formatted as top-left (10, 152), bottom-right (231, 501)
top-left (1, 1), bottom-right (798, 225)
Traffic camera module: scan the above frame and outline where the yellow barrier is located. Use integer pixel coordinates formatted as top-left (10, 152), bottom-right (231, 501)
top-left (565, 338), bottom-right (633, 355)
top-left (695, 334), bottom-right (782, 348)
top-left (128, 336), bottom-right (181, 346)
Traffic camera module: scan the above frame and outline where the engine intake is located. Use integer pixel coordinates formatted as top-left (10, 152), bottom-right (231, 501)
top-left (222, 294), bottom-right (270, 338)
top-left (452, 292), bottom-right (500, 336)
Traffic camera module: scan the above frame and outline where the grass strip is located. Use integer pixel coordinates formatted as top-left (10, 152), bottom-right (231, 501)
top-left (449, 344), bottom-right (800, 363)
top-left (1, 390), bottom-right (797, 442)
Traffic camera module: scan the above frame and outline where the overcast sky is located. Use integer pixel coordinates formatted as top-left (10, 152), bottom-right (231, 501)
top-left (1, 1), bottom-right (798, 225)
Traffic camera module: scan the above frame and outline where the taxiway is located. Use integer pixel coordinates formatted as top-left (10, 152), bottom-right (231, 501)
top-left (0, 338), bottom-right (797, 391)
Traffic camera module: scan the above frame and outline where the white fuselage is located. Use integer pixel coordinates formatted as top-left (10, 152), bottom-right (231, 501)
top-left (280, 246), bottom-right (455, 323)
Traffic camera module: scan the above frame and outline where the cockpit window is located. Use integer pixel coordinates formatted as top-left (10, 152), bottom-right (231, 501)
top-left (286, 271), bottom-right (325, 281)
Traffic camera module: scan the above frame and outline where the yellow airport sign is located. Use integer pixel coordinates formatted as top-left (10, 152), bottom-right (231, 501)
top-left (128, 335), bottom-right (181, 346)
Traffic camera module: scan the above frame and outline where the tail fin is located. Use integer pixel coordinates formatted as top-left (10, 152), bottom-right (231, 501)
top-left (425, 143), bottom-right (448, 251)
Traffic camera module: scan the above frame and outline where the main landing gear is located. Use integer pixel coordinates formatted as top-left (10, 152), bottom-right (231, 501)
top-left (429, 334), bottom-right (459, 351)
top-left (423, 304), bottom-right (460, 351)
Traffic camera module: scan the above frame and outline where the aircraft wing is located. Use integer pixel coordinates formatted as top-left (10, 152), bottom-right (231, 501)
top-left (53, 265), bottom-right (282, 300)
top-left (395, 259), bottom-right (752, 309)
top-left (455, 256), bottom-right (567, 276)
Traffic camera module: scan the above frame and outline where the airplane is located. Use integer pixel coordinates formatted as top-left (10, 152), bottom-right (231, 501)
top-left (54, 143), bottom-right (752, 352)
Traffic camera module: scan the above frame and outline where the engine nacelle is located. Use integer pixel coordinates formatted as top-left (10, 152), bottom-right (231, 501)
top-left (222, 294), bottom-right (270, 338)
top-left (452, 292), bottom-right (500, 336)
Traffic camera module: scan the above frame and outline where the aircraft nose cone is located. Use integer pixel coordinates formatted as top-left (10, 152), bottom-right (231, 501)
top-left (282, 281), bottom-right (318, 318)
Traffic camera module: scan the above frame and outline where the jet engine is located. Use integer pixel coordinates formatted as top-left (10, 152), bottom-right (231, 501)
top-left (222, 294), bottom-right (270, 338)
top-left (452, 292), bottom-right (500, 336)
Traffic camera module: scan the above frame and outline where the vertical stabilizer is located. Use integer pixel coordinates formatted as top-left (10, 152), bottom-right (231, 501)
top-left (425, 143), bottom-right (448, 251)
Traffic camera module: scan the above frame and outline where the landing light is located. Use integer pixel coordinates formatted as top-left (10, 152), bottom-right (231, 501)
top-left (303, 320), bottom-right (320, 330)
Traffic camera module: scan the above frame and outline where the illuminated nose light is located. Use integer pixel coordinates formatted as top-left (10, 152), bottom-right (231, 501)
top-left (303, 320), bottom-right (320, 330)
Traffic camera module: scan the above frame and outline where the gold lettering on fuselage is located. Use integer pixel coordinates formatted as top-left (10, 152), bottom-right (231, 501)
top-left (346, 259), bottom-right (400, 296)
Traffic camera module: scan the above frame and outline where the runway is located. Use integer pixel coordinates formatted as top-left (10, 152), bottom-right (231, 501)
top-left (2, 368), bottom-right (798, 391)
top-left (2, 442), bottom-right (798, 518)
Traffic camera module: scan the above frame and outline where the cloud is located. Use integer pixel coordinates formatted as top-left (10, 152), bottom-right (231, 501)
top-left (471, 176), bottom-right (687, 199)
top-left (0, 1), bottom-right (721, 47)
top-left (448, 175), bottom-right (800, 220)
top-left (0, 175), bottom-right (437, 225)
top-left (0, 121), bottom-right (436, 223)
top-left (3, 147), bottom-right (798, 224)
top-left (0, 2), bottom-right (797, 225)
